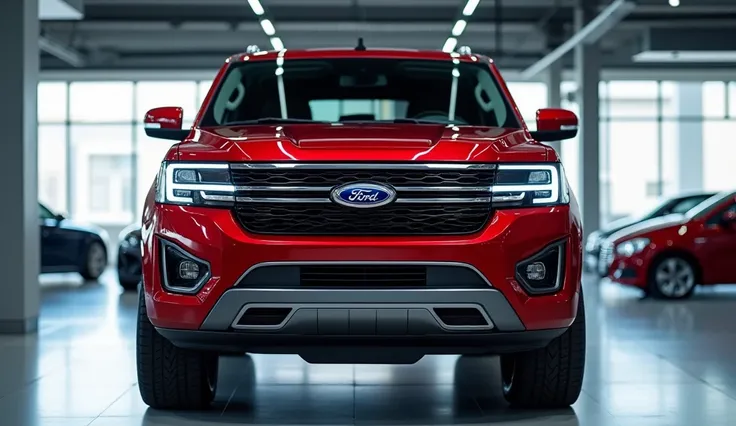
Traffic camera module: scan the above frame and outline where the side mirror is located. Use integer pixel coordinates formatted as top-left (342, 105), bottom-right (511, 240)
top-left (529, 108), bottom-right (579, 142)
top-left (54, 214), bottom-right (65, 223)
top-left (143, 107), bottom-right (189, 141)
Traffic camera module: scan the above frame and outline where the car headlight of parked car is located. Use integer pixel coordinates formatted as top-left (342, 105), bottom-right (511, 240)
top-left (155, 162), bottom-right (235, 207)
top-left (490, 163), bottom-right (570, 207)
top-left (615, 238), bottom-right (650, 257)
top-left (118, 225), bottom-right (142, 250)
top-left (586, 231), bottom-right (601, 251)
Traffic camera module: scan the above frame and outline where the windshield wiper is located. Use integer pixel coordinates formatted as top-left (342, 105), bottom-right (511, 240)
top-left (390, 118), bottom-right (448, 125)
top-left (225, 117), bottom-right (329, 125)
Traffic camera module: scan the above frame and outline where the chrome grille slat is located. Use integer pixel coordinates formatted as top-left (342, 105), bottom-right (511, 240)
top-left (230, 162), bottom-right (496, 236)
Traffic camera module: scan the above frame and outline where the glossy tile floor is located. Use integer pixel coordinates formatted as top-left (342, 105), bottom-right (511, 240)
top-left (2, 273), bottom-right (736, 425)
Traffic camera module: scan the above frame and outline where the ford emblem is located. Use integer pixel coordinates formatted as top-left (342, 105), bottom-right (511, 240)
top-left (330, 182), bottom-right (396, 208)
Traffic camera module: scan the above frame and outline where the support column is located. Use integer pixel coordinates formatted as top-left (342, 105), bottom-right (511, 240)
top-left (544, 61), bottom-right (563, 155)
top-left (575, 0), bottom-right (601, 240)
top-left (0, 0), bottom-right (40, 333)
top-left (675, 83), bottom-right (704, 192)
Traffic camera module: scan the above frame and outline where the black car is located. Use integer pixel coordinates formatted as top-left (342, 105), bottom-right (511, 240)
top-left (585, 192), bottom-right (715, 276)
top-left (40, 202), bottom-right (109, 280)
top-left (117, 224), bottom-right (142, 290)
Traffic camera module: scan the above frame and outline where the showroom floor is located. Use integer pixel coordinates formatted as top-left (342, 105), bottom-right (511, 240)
top-left (1, 273), bottom-right (736, 426)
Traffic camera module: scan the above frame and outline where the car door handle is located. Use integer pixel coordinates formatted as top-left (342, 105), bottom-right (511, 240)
top-left (694, 237), bottom-right (707, 244)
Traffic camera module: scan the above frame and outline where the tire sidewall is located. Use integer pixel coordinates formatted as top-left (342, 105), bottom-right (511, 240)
top-left (648, 255), bottom-right (697, 299)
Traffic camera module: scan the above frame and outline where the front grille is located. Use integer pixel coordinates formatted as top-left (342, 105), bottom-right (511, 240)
top-left (300, 265), bottom-right (427, 287)
top-left (230, 163), bottom-right (496, 236)
top-left (598, 242), bottom-right (614, 275)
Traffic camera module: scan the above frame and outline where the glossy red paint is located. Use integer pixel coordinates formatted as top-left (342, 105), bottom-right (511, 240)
top-left (141, 48), bottom-right (583, 333)
top-left (176, 124), bottom-right (549, 163)
top-left (144, 107), bottom-right (183, 129)
top-left (536, 108), bottom-right (578, 133)
top-left (606, 192), bottom-right (736, 289)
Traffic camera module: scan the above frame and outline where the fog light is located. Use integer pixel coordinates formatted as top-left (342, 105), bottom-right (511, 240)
top-left (525, 262), bottom-right (546, 281)
top-left (178, 261), bottom-right (200, 280)
top-left (514, 241), bottom-right (566, 295)
top-left (160, 239), bottom-right (211, 294)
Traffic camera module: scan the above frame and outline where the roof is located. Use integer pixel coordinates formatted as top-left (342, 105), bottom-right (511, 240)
top-left (227, 48), bottom-right (489, 64)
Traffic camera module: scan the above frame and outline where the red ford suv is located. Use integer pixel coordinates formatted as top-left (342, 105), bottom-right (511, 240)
top-left (602, 191), bottom-right (736, 299)
top-left (136, 48), bottom-right (585, 410)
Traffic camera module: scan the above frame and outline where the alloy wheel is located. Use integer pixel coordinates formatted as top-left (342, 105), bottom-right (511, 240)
top-left (654, 258), bottom-right (695, 298)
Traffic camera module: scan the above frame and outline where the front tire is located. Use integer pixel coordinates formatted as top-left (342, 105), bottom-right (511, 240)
top-left (500, 290), bottom-right (586, 408)
top-left (136, 288), bottom-right (219, 410)
top-left (647, 255), bottom-right (697, 300)
top-left (80, 240), bottom-right (107, 281)
top-left (119, 277), bottom-right (140, 291)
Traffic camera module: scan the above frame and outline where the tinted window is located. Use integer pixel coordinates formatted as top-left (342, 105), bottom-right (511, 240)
top-left (668, 196), bottom-right (713, 214)
top-left (706, 202), bottom-right (736, 226)
top-left (202, 58), bottom-right (519, 128)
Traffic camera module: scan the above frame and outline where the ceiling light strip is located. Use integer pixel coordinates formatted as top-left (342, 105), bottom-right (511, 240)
top-left (248, 0), bottom-right (284, 51)
top-left (443, 0), bottom-right (481, 52)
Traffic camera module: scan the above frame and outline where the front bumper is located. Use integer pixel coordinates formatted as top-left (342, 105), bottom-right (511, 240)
top-left (608, 254), bottom-right (649, 288)
top-left (142, 204), bottom-right (583, 334)
top-left (156, 287), bottom-right (571, 360)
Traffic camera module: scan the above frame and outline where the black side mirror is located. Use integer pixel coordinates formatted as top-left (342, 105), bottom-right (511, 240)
top-left (54, 214), bottom-right (65, 223)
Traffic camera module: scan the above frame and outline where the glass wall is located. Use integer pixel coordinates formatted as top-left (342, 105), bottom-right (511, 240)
top-left (38, 79), bottom-right (736, 229)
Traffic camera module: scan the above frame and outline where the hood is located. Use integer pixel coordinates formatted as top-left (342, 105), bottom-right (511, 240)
top-left (608, 214), bottom-right (687, 244)
top-left (178, 124), bottom-right (549, 163)
top-left (58, 219), bottom-right (110, 242)
top-left (597, 215), bottom-right (645, 238)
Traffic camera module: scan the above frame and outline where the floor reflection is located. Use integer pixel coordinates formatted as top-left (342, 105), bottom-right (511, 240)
top-left (0, 272), bottom-right (734, 425)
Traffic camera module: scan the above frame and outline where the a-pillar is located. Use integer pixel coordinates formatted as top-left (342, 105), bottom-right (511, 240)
top-left (675, 83), bottom-right (704, 192)
top-left (0, 0), bottom-right (40, 333)
top-left (574, 0), bottom-right (601, 240)
top-left (544, 60), bottom-right (563, 155)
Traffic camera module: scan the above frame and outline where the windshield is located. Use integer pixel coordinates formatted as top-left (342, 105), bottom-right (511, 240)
top-left (201, 58), bottom-right (520, 128)
top-left (686, 191), bottom-right (736, 219)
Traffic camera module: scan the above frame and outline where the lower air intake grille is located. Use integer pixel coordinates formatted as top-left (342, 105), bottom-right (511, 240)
top-left (234, 203), bottom-right (492, 236)
top-left (300, 265), bottom-right (427, 287)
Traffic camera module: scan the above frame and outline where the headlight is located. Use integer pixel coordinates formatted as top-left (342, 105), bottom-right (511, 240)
top-left (586, 231), bottom-right (601, 251)
top-left (491, 163), bottom-right (569, 207)
top-left (155, 162), bottom-right (235, 207)
top-left (615, 238), bottom-right (650, 257)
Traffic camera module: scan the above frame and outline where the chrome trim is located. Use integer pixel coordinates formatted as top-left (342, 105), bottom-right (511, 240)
top-left (394, 186), bottom-right (491, 192)
top-left (200, 192), bottom-right (235, 202)
top-left (236, 197), bottom-right (331, 203)
top-left (234, 260), bottom-right (493, 288)
top-left (492, 192), bottom-right (526, 202)
top-left (235, 185), bottom-right (491, 192)
top-left (230, 303), bottom-right (494, 331)
top-left (236, 197), bottom-right (491, 204)
top-left (395, 197), bottom-right (491, 204)
top-left (230, 163), bottom-right (497, 170)
top-left (236, 185), bottom-right (333, 192)
top-left (158, 238), bottom-right (212, 295)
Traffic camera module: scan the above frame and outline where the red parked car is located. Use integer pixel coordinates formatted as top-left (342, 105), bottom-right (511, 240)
top-left (602, 191), bottom-right (736, 299)
top-left (136, 47), bottom-right (586, 410)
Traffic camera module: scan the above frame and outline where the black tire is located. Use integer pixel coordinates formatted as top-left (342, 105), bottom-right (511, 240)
top-left (647, 255), bottom-right (697, 300)
top-left (119, 277), bottom-right (140, 291)
top-left (136, 287), bottom-right (219, 410)
top-left (500, 290), bottom-right (586, 408)
top-left (79, 240), bottom-right (107, 281)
